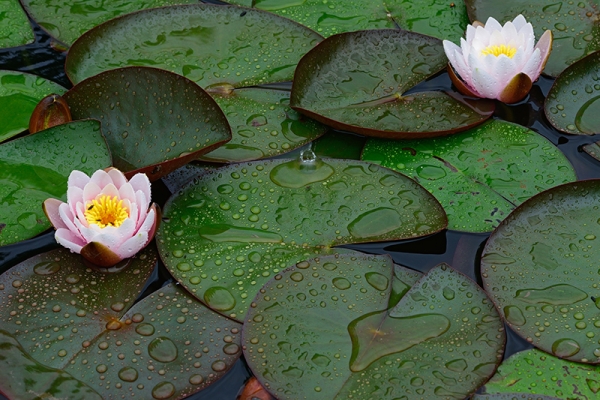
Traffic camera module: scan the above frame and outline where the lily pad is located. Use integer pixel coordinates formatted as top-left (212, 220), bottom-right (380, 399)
top-left (243, 255), bottom-right (505, 399)
top-left (291, 29), bottom-right (495, 138)
top-left (65, 3), bottom-right (326, 162)
top-left (156, 157), bottom-right (447, 321)
top-left (480, 348), bottom-right (600, 398)
top-left (20, 0), bottom-right (199, 46)
top-left (225, 0), bottom-right (469, 42)
top-left (0, 245), bottom-right (243, 399)
top-left (63, 67), bottom-right (232, 181)
top-left (361, 119), bottom-right (576, 232)
top-left (481, 180), bottom-right (600, 363)
top-left (0, 0), bottom-right (34, 48)
top-left (0, 120), bottom-right (111, 246)
top-left (464, 0), bottom-right (600, 77)
top-left (0, 70), bottom-right (67, 142)
top-left (545, 51), bottom-right (600, 135)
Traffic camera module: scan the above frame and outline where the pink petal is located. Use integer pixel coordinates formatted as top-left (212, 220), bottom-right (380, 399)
top-left (118, 182), bottom-right (137, 203)
top-left (55, 228), bottom-right (85, 253)
top-left (110, 218), bottom-right (137, 248)
top-left (115, 231), bottom-right (149, 259)
top-left (58, 203), bottom-right (81, 238)
top-left (134, 190), bottom-right (149, 227)
top-left (43, 198), bottom-right (67, 229)
top-left (129, 203), bottom-right (139, 229)
top-left (67, 170), bottom-right (90, 190)
top-left (106, 168), bottom-right (127, 188)
top-left (99, 183), bottom-right (120, 199)
top-left (82, 182), bottom-right (101, 203)
top-left (134, 207), bottom-right (156, 237)
top-left (89, 169), bottom-right (112, 189)
top-left (67, 186), bottom-right (83, 217)
top-left (533, 30), bottom-right (553, 76)
top-left (74, 217), bottom-right (98, 243)
top-left (75, 202), bottom-right (89, 228)
top-left (129, 173), bottom-right (151, 204)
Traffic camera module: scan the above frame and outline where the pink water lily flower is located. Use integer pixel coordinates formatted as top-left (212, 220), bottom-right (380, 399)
top-left (443, 14), bottom-right (552, 103)
top-left (43, 168), bottom-right (159, 268)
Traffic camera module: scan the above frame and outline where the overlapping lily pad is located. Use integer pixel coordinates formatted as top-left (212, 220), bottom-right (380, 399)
top-left (0, 70), bottom-right (67, 142)
top-left (243, 255), bottom-right (505, 399)
top-left (0, 245), bottom-right (243, 399)
top-left (157, 157), bottom-right (447, 321)
top-left (63, 67), bottom-right (232, 180)
top-left (225, 0), bottom-right (469, 42)
top-left (20, 0), bottom-right (199, 46)
top-left (0, 120), bottom-right (111, 246)
top-left (0, 0), bottom-right (34, 48)
top-left (465, 0), bottom-right (600, 77)
top-left (65, 4), bottom-right (325, 162)
top-left (361, 119), bottom-right (576, 232)
top-left (481, 180), bottom-right (600, 363)
top-left (480, 349), bottom-right (600, 398)
top-left (291, 29), bottom-right (495, 138)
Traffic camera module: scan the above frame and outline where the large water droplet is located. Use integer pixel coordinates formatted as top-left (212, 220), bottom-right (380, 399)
top-left (515, 284), bottom-right (587, 305)
top-left (348, 207), bottom-right (402, 238)
top-left (148, 337), bottom-right (178, 363)
top-left (118, 367), bottom-right (138, 382)
top-left (552, 338), bottom-right (581, 357)
top-left (152, 382), bottom-right (176, 399)
top-left (33, 261), bottom-right (61, 275)
top-left (270, 152), bottom-right (334, 189)
top-left (365, 272), bottom-right (389, 291)
top-left (204, 287), bottom-right (236, 311)
top-left (504, 305), bottom-right (526, 326)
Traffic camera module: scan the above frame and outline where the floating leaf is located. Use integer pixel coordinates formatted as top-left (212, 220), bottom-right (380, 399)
top-left (0, 120), bottom-right (111, 246)
top-left (0, 0), bottom-right (34, 48)
top-left (0, 245), bottom-right (242, 399)
top-left (481, 180), bottom-right (600, 363)
top-left (362, 119), bottom-right (576, 232)
top-left (0, 70), bottom-right (67, 142)
top-left (226, 0), bottom-right (469, 42)
top-left (63, 67), bottom-right (231, 180)
top-left (157, 157), bottom-right (447, 321)
top-left (243, 256), bottom-right (505, 399)
top-left (474, 394), bottom-right (561, 400)
top-left (20, 0), bottom-right (199, 46)
top-left (464, 0), bottom-right (600, 77)
top-left (291, 29), bottom-right (494, 138)
top-left (480, 349), bottom-right (600, 399)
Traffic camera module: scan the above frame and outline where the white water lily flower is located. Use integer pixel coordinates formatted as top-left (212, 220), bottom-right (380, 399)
top-left (43, 168), bottom-right (159, 268)
top-left (443, 15), bottom-right (552, 103)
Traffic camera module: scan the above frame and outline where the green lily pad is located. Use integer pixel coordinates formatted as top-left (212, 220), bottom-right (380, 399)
top-left (291, 29), bottom-right (494, 138)
top-left (0, 119), bottom-right (111, 246)
top-left (474, 395), bottom-right (561, 400)
top-left (225, 0), bottom-right (469, 42)
top-left (243, 256), bottom-right (505, 399)
top-left (480, 349), bottom-right (600, 398)
top-left (157, 157), bottom-right (447, 321)
top-left (0, 245), bottom-right (243, 399)
top-left (583, 141), bottom-right (600, 162)
top-left (481, 180), bottom-right (600, 363)
top-left (63, 67), bottom-right (231, 181)
top-left (464, 0), bottom-right (600, 77)
top-left (20, 0), bottom-right (199, 46)
top-left (0, 0), bottom-right (34, 48)
top-left (0, 70), bottom-right (67, 142)
top-left (65, 4), bottom-right (325, 162)
top-left (361, 119), bottom-right (576, 232)
top-left (545, 51), bottom-right (600, 135)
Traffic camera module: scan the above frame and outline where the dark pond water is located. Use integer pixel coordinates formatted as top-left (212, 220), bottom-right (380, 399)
top-left (2, 12), bottom-right (600, 400)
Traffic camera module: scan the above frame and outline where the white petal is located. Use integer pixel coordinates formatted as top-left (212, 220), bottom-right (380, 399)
top-left (55, 229), bottom-right (85, 253)
top-left (471, 65), bottom-right (502, 99)
top-left (88, 231), bottom-right (124, 251)
top-left (500, 20), bottom-right (518, 45)
top-left (82, 182), bottom-right (101, 203)
top-left (67, 170), bottom-right (90, 190)
top-left (134, 208), bottom-right (155, 237)
top-left (465, 24), bottom-right (478, 45)
top-left (129, 173), bottom-right (151, 204)
top-left (453, 48), bottom-right (475, 88)
top-left (484, 16), bottom-right (503, 32)
top-left (521, 48), bottom-right (543, 80)
top-left (107, 168), bottom-right (127, 188)
top-left (134, 190), bottom-right (149, 227)
top-left (115, 232), bottom-right (149, 259)
top-left (74, 217), bottom-right (97, 243)
top-left (512, 15), bottom-right (528, 31)
top-left (129, 203), bottom-right (139, 230)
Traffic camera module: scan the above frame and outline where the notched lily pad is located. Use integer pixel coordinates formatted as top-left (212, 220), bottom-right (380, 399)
top-left (157, 157), bottom-right (447, 321)
top-left (481, 180), bottom-right (600, 363)
top-left (243, 255), bottom-right (505, 399)
top-left (0, 70), bottom-right (67, 142)
top-left (291, 29), bottom-right (494, 138)
top-left (480, 348), bottom-right (600, 399)
top-left (0, 120), bottom-right (111, 246)
top-left (465, 0), bottom-right (600, 77)
top-left (361, 119), bottom-right (576, 232)
top-left (63, 67), bottom-right (232, 181)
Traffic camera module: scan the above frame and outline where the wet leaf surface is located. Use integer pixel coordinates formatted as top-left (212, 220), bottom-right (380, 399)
top-left (157, 157), bottom-right (447, 321)
top-left (482, 180), bottom-right (600, 363)
top-left (0, 0), bottom-right (34, 48)
top-left (0, 245), bottom-right (242, 399)
top-left (480, 348), bottom-right (600, 399)
top-left (0, 120), bottom-right (111, 246)
top-left (291, 30), bottom-right (494, 138)
top-left (545, 51), bottom-right (600, 135)
top-left (20, 0), bottom-right (199, 46)
top-left (63, 67), bottom-right (231, 180)
top-left (65, 4), bottom-right (325, 162)
top-left (362, 119), bottom-right (576, 232)
top-left (0, 70), bottom-right (66, 142)
top-left (225, 0), bottom-right (469, 42)
top-left (464, 0), bottom-right (600, 77)
top-left (243, 255), bottom-right (505, 399)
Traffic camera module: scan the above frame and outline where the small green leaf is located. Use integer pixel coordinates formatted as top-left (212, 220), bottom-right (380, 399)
top-left (291, 30), bottom-right (494, 138)
top-left (0, 0), bottom-right (33, 48)
top-left (362, 119), bottom-right (576, 232)
top-left (0, 120), bottom-right (111, 246)
top-left (0, 70), bottom-right (66, 142)
top-left (482, 180), bottom-right (600, 363)
top-left (157, 158), bottom-right (447, 321)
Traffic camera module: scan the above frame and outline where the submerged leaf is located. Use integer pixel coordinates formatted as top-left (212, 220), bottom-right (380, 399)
top-left (29, 93), bottom-right (72, 133)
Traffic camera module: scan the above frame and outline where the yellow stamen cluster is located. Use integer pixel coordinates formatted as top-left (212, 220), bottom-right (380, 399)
top-left (84, 195), bottom-right (128, 228)
top-left (481, 44), bottom-right (517, 58)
